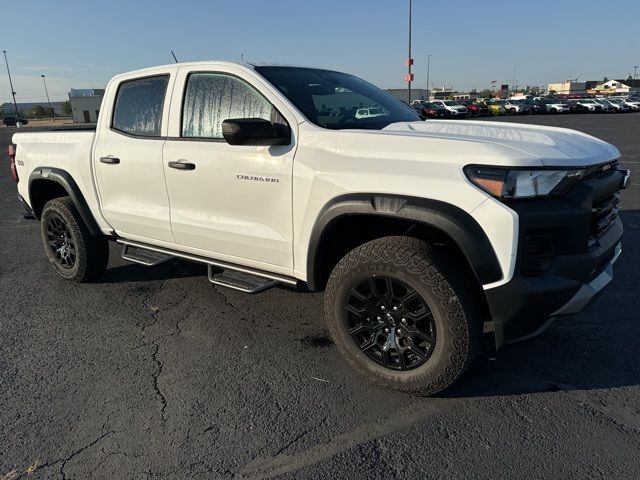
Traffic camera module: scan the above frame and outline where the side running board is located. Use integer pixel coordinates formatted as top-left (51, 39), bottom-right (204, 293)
top-left (117, 239), bottom-right (297, 293)
top-left (208, 266), bottom-right (278, 293)
top-left (122, 244), bottom-right (174, 266)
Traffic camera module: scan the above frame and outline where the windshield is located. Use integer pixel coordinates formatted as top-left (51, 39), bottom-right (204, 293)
top-left (443, 100), bottom-right (460, 106)
top-left (255, 66), bottom-right (419, 130)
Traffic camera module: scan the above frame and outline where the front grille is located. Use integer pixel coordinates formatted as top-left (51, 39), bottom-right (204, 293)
top-left (591, 193), bottom-right (620, 238)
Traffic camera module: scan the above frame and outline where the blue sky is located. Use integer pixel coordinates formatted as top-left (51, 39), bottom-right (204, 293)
top-left (2, 0), bottom-right (639, 104)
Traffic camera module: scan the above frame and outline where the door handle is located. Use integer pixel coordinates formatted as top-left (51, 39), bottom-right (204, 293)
top-left (168, 161), bottom-right (196, 171)
top-left (100, 157), bottom-right (120, 164)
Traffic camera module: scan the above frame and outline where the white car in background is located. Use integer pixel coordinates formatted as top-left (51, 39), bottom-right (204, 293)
top-left (593, 98), bottom-right (613, 112)
top-left (620, 98), bottom-right (640, 111)
top-left (575, 99), bottom-right (603, 112)
top-left (431, 100), bottom-right (468, 117)
top-left (544, 99), bottom-right (571, 113)
top-left (606, 98), bottom-right (632, 112)
top-left (355, 107), bottom-right (388, 119)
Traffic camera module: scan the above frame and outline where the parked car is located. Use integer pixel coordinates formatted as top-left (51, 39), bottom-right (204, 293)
top-left (542, 98), bottom-right (571, 114)
top-left (606, 98), bottom-right (632, 112)
top-left (9, 61), bottom-right (631, 396)
top-left (418, 101), bottom-right (448, 118)
top-left (2, 116), bottom-right (29, 127)
top-left (460, 100), bottom-right (490, 117)
top-left (489, 100), bottom-right (528, 115)
top-left (573, 99), bottom-right (603, 113)
top-left (355, 107), bottom-right (388, 119)
top-left (620, 98), bottom-right (640, 111)
top-left (593, 98), bottom-right (614, 113)
top-left (478, 99), bottom-right (507, 116)
top-left (514, 99), bottom-right (546, 115)
top-left (430, 100), bottom-right (468, 117)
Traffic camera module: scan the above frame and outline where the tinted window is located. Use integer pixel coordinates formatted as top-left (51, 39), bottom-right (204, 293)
top-left (112, 75), bottom-right (169, 136)
top-left (182, 73), bottom-right (275, 139)
top-left (255, 66), bottom-right (419, 130)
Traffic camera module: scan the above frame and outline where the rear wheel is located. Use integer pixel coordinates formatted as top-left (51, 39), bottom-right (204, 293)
top-left (40, 197), bottom-right (109, 282)
top-left (324, 236), bottom-right (479, 395)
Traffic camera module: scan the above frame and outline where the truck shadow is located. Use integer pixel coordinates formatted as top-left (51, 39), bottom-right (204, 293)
top-left (446, 209), bottom-right (640, 398)
top-left (100, 257), bottom-right (206, 283)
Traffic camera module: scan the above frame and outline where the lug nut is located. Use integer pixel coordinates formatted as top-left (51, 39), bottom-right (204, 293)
top-left (393, 306), bottom-right (398, 312)
top-left (401, 318), bottom-right (407, 324)
top-left (384, 328), bottom-right (390, 333)
top-left (376, 316), bottom-right (381, 321)
top-left (397, 329), bottom-right (402, 335)
top-left (381, 306), bottom-right (386, 311)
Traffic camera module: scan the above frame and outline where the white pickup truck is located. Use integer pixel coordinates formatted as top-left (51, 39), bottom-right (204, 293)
top-left (9, 62), bottom-right (630, 395)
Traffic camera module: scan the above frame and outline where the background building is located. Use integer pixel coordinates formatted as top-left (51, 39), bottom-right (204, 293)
top-left (386, 88), bottom-right (428, 103)
top-left (547, 81), bottom-right (586, 95)
top-left (69, 88), bottom-right (104, 123)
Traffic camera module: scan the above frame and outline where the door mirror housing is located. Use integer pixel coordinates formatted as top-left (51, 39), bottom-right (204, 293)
top-left (222, 118), bottom-right (290, 146)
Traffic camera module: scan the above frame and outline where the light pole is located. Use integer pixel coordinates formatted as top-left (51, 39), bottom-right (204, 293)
top-left (41, 74), bottom-right (54, 121)
top-left (406, 0), bottom-right (413, 103)
top-left (2, 50), bottom-right (20, 126)
top-left (426, 54), bottom-right (431, 100)
top-left (634, 66), bottom-right (639, 81)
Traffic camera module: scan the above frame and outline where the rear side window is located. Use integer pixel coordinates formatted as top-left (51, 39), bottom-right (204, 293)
top-left (182, 73), bottom-right (276, 139)
top-left (112, 75), bottom-right (169, 137)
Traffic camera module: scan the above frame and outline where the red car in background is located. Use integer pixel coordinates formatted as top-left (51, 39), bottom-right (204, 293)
top-left (413, 101), bottom-right (448, 118)
top-left (460, 100), bottom-right (490, 117)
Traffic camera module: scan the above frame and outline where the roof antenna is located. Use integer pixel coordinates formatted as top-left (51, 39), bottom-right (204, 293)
top-left (171, 50), bottom-right (179, 63)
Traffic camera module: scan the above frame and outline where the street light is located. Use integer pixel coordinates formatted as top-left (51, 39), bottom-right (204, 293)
top-left (406, 0), bottom-right (413, 104)
top-left (41, 74), bottom-right (54, 121)
top-left (426, 54), bottom-right (431, 100)
top-left (2, 50), bottom-right (20, 126)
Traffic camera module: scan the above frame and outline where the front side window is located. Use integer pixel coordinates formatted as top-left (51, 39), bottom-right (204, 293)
top-left (112, 75), bottom-right (169, 136)
top-left (182, 73), bottom-right (276, 139)
top-left (255, 66), bottom-right (419, 130)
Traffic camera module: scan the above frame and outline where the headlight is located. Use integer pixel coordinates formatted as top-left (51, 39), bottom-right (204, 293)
top-left (464, 166), bottom-right (585, 199)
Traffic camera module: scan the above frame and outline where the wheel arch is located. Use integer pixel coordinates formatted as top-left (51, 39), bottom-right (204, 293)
top-left (28, 167), bottom-right (101, 236)
top-left (306, 194), bottom-right (502, 292)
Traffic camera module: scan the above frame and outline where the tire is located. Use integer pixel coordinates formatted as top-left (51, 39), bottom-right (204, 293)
top-left (40, 197), bottom-right (109, 282)
top-left (324, 236), bottom-right (479, 395)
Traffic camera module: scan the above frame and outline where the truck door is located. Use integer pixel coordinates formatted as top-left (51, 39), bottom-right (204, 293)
top-left (162, 68), bottom-right (295, 272)
top-left (93, 73), bottom-right (175, 243)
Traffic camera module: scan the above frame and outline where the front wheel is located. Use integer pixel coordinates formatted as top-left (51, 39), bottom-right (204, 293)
top-left (324, 236), bottom-right (479, 395)
top-left (40, 197), bottom-right (109, 282)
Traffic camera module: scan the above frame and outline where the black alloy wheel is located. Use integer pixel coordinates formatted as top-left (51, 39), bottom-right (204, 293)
top-left (345, 275), bottom-right (436, 371)
top-left (46, 212), bottom-right (76, 269)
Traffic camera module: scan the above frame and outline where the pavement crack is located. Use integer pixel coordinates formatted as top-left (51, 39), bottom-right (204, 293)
top-left (22, 431), bottom-right (112, 479)
top-left (151, 343), bottom-right (168, 424)
top-left (213, 285), bottom-right (250, 316)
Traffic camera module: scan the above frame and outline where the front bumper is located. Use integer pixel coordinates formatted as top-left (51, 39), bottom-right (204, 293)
top-left (485, 165), bottom-right (627, 347)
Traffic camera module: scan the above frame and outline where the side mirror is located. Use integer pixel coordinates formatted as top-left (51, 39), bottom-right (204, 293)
top-left (222, 118), bottom-right (290, 146)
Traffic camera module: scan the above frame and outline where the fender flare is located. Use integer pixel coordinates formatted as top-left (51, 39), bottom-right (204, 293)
top-left (306, 194), bottom-right (503, 290)
top-left (28, 167), bottom-right (102, 236)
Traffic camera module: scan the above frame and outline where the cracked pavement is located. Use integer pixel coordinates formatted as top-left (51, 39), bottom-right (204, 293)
top-left (1, 114), bottom-right (639, 479)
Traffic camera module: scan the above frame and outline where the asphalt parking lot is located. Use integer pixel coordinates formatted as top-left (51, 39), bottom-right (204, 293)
top-left (1, 114), bottom-right (639, 479)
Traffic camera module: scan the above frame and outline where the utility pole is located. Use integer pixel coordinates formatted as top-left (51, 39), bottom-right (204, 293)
top-left (41, 74), bottom-right (54, 121)
top-left (426, 54), bottom-right (431, 100)
top-left (2, 50), bottom-right (20, 126)
top-left (405, 0), bottom-right (414, 104)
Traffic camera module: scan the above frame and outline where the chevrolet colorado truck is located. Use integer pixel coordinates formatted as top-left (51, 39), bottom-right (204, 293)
top-left (9, 62), bottom-right (630, 394)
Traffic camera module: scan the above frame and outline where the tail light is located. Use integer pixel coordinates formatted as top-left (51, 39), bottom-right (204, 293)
top-left (8, 144), bottom-right (18, 182)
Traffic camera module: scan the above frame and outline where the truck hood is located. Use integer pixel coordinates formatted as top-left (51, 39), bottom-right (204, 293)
top-left (381, 120), bottom-right (620, 167)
